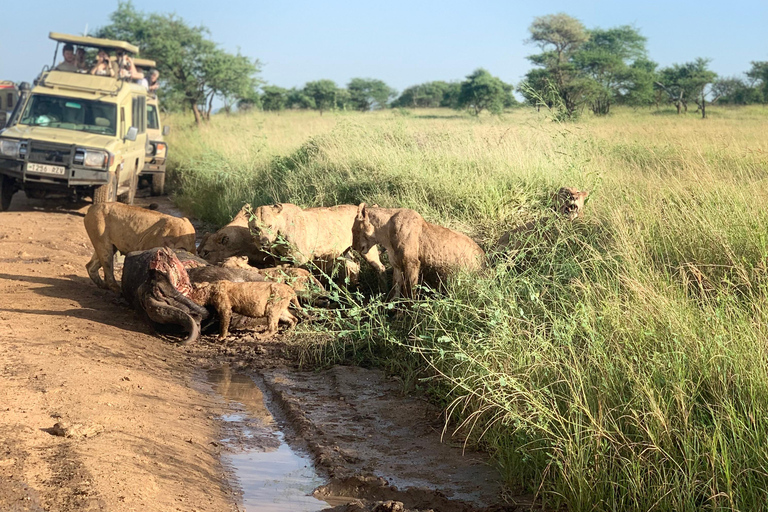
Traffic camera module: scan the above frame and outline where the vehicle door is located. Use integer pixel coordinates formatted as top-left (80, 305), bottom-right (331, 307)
top-left (122, 93), bottom-right (148, 188)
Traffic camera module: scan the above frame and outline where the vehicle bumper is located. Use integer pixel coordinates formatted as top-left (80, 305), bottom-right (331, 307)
top-left (0, 157), bottom-right (108, 188)
top-left (140, 160), bottom-right (166, 175)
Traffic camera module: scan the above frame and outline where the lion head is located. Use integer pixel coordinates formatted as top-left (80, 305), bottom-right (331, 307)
top-left (554, 187), bottom-right (589, 220)
top-left (351, 203), bottom-right (377, 256)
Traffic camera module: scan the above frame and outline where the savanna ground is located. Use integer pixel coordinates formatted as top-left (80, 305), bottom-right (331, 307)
top-left (166, 104), bottom-right (768, 512)
top-left (1, 104), bottom-right (767, 512)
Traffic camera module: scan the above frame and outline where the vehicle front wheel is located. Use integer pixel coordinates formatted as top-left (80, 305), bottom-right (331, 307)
top-left (119, 171), bottom-right (138, 205)
top-left (93, 172), bottom-right (117, 204)
top-left (0, 175), bottom-right (15, 211)
top-left (150, 172), bottom-right (165, 196)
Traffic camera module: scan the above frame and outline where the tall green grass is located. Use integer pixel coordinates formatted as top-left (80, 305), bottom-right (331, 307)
top-left (166, 106), bottom-right (768, 511)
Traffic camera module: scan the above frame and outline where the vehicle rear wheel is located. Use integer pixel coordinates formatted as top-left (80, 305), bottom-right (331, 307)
top-left (150, 172), bottom-right (165, 196)
top-left (119, 171), bottom-right (138, 205)
top-left (93, 172), bottom-right (117, 204)
top-left (0, 175), bottom-right (15, 211)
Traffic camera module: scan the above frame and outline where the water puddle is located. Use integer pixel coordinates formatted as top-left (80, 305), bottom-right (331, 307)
top-left (207, 366), bottom-right (330, 512)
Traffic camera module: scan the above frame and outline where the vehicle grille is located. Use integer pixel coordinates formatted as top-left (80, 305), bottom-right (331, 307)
top-left (27, 142), bottom-right (74, 166)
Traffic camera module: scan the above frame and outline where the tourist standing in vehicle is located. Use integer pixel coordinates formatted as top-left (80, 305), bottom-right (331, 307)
top-left (75, 47), bottom-right (89, 72)
top-left (116, 50), bottom-right (140, 80)
top-left (148, 69), bottom-right (160, 94)
top-left (90, 49), bottom-right (116, 77)
top-left (54, 43), bottom-right (78, 72)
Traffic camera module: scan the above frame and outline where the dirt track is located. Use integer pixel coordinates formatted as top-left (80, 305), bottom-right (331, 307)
top-left (0, 191), bottom-right (520, 512)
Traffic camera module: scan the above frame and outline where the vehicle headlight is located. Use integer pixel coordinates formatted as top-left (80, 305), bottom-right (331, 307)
top-left (0, 139), bottom-right (20, 159)
top-left (74, 148), bottom-right (113, 170)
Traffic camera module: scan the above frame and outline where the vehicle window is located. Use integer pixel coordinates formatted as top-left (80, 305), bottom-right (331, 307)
top-left (19, 94), bottom-right (117, 136)
top-left (132, 96), bottom-right (147, 134)
top-left (147, 104), bottom-right (159, 130)
top-left (7, 93), bottom-right (13, 109)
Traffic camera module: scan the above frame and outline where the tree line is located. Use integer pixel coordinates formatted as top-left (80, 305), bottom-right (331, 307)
top-left (98, 4), bottom-right (767, 122)
top-left (243, 69), bottom-right (518, 116)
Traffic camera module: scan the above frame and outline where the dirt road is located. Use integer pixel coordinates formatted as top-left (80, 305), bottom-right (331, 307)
top-left (0, 191), bottom-right (517, 512)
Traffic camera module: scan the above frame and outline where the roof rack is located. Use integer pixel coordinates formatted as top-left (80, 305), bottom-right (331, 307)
top-left (49, 32), bottom-right (140, 54)
top-left (132, 58), bottom-right (157, 69)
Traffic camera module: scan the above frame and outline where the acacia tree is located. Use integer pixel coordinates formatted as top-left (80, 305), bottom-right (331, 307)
top-left (335, 88), bottom-right (352, 110)
top-left (261, 86), bottom-right (287, 112)
top-left (392, 81), bottom-right (452, 108)
top-left (347, 78), bottom-right (397, 111)
top-left (656, 58), bottom-right (717, 116)
top-left (524, 13), bottom-right (590, 117)
top-left (457, 69), bottom-right (514, 115)
top-left (303, 80), bottom-right (338, 114)
top-left (747, 61), bottom-right (768, 103)
top-left (572, 26), bottom-right (654, 114)
top-left (97, 1), bottom-right (261, 125)
top-left (712, 77), bottom-right (762, 105)
top-left (202, 50), bottom-right (259, 119)
top-left (286, 87), bottom-right (313, 109)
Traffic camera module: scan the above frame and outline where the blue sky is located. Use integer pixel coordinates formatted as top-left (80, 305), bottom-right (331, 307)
top-left (1, 0), bottom-right (766, 93)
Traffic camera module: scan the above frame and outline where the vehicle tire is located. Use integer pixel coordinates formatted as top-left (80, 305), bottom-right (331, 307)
top-left (119, 171), bottom-right (138, 205)
top-left (0, 175), bottom-right (15, 211)
top-left (151, 172), bottom-right (165, 196)
top-left (93, 172), bottom-right (117, 204)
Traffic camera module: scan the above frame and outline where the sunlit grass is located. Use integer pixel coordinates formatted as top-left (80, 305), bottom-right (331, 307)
top-left (166, 104), bottom-right (768, 511)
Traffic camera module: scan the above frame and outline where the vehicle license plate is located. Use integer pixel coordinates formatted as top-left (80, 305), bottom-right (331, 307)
top-left (27, 163), bottom-right (66, 176)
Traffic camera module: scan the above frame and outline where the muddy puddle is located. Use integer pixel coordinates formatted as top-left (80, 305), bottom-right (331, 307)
top-left (207, 366), bottom-right (333, 511)
top-left (203, 362), bottom-right (520, 512)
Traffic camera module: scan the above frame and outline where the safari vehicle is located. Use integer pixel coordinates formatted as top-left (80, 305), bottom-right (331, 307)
top-left (133, 58), bottom-right (169, 196)
top-left (0, 81), bottom-right (19, 129)
top-left (0, 33), bottom-right (149, 211)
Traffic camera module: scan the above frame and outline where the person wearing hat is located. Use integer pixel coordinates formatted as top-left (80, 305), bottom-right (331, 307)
top-left (55, 43), bottom-right (79, 72)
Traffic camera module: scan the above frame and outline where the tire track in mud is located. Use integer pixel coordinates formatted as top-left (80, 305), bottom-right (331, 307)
top-left (197, 342), bottom-right (530, 512)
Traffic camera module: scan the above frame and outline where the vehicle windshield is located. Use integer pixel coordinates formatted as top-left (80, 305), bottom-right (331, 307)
top-left (147, 104), bottom-right (159, 130)
top-left (19, 94), bottom-right (117, 136)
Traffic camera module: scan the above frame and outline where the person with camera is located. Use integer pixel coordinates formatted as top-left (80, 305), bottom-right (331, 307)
top-left (90, 49), bottom-right (116, 77)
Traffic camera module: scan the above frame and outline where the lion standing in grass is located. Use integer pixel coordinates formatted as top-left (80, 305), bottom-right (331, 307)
top-left (351, 203), bottom-right (486, 299)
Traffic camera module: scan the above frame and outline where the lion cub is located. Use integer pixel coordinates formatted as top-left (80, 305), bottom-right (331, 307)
top-left (352, 203), bottom-right (486, 299)
top-left (193, 280), bottom-right (301, 339)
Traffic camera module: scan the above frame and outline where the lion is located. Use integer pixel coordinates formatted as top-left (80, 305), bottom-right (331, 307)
top-left (249, 203), bottom-right (386, 283)
top-left (495, 187), bottom-right (589, 253)
top-left (84, 202), bottom-right (196, 293)
top-left (220, 256), bottom-right (326, 298)
top-left (197, 204), bottom-right (275, 266)
top-left (192, 280), bottom-right (301, 339)
top-left (352, 203), bottom-right (486, 300)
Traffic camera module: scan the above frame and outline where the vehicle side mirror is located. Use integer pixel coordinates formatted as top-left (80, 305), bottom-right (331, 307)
top-left (125, 126), bottom-right (138, 142)
top-left (162, 125), bottom-right (170, 136)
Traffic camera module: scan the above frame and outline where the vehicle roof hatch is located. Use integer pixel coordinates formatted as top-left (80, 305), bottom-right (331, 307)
top-left (49, 32), bottom-right (140, 54)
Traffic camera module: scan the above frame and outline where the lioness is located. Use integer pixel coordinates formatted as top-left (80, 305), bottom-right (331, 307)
top-left (495, 187), bottom-right (589, 252)
top-left (352, 203), bottom-right (486, 299)
top-left (197, 204), bottom-right (275, 266)
top-left (250, 203), bottom-right (386, 283)
top-left (193, 280), bottom-right (301, 339)
top-left (221, 256), bottom-right (326, 298)
top-left (84, 203), bottom-right (196, 292)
